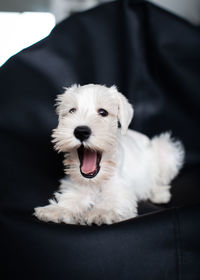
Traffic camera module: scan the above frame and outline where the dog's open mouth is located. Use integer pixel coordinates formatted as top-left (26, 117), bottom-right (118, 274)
top-left (77, 145), bottom-right (102, 179)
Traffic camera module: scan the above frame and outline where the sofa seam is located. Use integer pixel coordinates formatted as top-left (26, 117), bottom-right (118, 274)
top-left (173, 207), bottom-right (183, 280)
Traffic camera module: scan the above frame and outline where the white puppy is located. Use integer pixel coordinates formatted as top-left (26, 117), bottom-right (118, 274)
top-left (34, 84), bottom-right (184, 225)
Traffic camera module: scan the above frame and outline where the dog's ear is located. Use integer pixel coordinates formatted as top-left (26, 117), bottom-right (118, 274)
top-left (55, 84), bottom-right (79, 117)
top-left (110, 86), bottom-right (134, 135)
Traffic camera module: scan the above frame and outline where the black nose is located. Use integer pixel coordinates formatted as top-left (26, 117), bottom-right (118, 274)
top-left (74, 126), bottom-right (92, 142)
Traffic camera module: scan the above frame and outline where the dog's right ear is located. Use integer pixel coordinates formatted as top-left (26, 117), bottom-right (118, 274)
top-left (109, 86), bottom-right (134, 135)
top-left (55, 84), bottom-right (79, 118)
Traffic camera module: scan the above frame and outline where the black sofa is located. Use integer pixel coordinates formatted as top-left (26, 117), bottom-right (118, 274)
top-left (1, 0), bottom-right (200, 279)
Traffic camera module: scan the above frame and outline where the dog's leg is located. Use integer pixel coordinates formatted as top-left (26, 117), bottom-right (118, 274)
top-left (84, 203), bottom-right (137, 225)
top-left (149, 185), bottom-right (171, 204)
top-left (34, 204), bottom-right (76, 224)
top-left (83, 182), bottom-right (138, 225)
top-left (34, 196), bottom-right (90, 225)
top-left (34, 182), bottom-right (94, 224)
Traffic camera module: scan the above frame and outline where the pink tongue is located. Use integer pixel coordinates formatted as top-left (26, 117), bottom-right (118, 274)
top-left (81, 150), bottom-right (97, 174)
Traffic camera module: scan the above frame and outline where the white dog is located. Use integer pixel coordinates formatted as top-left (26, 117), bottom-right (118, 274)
top-left (34, 84), bottom-right (184, 225)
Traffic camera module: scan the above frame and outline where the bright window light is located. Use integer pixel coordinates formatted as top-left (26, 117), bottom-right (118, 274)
top-left (0, 12), bottom-right (56, 66)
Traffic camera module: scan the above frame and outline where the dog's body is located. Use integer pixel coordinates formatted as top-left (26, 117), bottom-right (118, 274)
top-left (34, 84), bottom-right (184, 225)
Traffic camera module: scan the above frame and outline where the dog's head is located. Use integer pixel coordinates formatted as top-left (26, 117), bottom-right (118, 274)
top-left (52, 84), bottom-right (133, 184)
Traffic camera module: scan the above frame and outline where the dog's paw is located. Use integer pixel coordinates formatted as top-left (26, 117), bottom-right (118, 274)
top-left (150, 185), bottom-right (171, 204)
top-left (34, 205), bottom-right (78, 224)
top-left (34, 205), bottom-right (64, 223)
top-left (83, 209), bottom-right (127, 226)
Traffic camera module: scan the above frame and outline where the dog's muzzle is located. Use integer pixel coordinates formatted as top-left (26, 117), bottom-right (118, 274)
top-left (77, 145), bottom-right (102, 179)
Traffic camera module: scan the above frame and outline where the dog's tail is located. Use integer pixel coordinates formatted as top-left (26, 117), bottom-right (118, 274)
top-left (151, 132), bottom-right (185, 185)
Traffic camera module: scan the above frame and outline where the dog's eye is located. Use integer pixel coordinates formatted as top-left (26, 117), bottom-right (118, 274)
top-left (98, 108), bottom-right (108, 117)
top-left (69, 108), bottom-right (76, 114)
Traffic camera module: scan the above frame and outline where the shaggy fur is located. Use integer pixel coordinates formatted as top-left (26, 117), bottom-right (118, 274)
top-left (34, 84), bottom-right (184, 225)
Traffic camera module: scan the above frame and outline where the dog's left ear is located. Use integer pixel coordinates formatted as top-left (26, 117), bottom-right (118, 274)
top-left (110, 86), bottom-right (134, 135)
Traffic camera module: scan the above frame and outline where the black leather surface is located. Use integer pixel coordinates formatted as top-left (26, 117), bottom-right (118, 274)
top-left (0, 0), bottom-right (200, 279)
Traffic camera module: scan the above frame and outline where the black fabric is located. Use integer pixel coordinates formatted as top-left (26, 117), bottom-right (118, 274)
top-left (0, 0), bottom-right (200, 279)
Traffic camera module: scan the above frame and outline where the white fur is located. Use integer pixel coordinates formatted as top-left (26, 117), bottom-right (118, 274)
top-left (34, 84), bottom-right (185, 225)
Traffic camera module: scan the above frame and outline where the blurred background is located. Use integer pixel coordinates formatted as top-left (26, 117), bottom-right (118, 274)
top-left (0, 0), bottom-right (199, 67)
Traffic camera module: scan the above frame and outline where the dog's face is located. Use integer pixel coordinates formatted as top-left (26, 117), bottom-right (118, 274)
top-left (52, 84), bottom-right (133, 184)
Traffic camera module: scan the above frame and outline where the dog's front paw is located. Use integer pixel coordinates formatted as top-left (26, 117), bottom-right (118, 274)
top-left (83, 209), bottom-right (127, 226)
top-left (34, 205), bottom-right (78, 224)
top-left (34, 205), bottom-right (63, 223)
